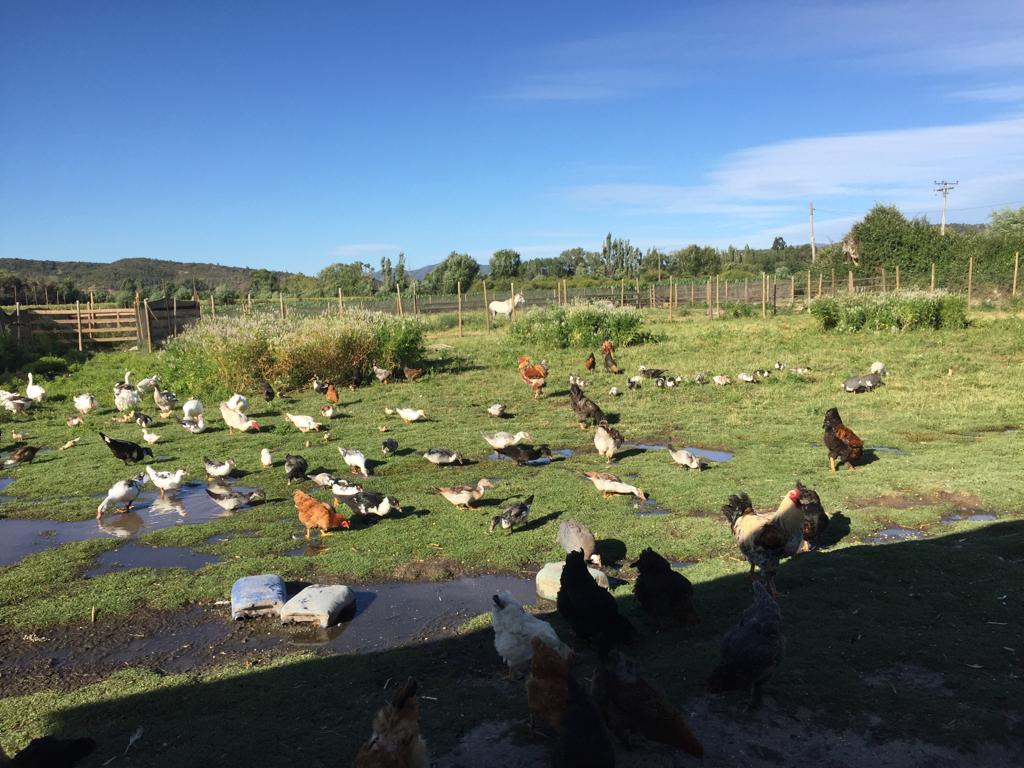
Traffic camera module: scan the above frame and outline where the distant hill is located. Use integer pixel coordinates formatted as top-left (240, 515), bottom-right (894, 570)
top-left (0, 257), bottom-right (292, 292)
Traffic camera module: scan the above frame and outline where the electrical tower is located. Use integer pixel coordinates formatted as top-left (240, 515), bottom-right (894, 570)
top-left (934, 180), bottom-right (958, 236)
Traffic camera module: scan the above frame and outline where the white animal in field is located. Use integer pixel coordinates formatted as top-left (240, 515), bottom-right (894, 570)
top-left (488, 293), bottom-right (525, 320)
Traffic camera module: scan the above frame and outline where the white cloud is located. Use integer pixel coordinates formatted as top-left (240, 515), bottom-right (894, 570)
top-left (950, 85), bottom-right (1024, 103)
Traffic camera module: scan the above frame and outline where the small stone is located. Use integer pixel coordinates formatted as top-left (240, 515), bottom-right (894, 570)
top-left (535, 561), bottom-right (609, 601)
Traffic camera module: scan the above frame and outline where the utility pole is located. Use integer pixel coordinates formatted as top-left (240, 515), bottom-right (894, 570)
top-left (934, 180), bottom-right (958, 236)
top-left (809, 201), bottom-right (817, 263)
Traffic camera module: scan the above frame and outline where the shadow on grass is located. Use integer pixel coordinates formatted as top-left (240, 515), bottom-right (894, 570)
top-left (30, 521), bottom-right (1024, 767)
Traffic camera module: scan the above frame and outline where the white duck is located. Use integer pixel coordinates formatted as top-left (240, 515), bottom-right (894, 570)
top-left (141, 428), bottom-right (161, 445)
top-left (712, 375), bottom-right (732, 386)
top-left (180, 414), bottom-right (207, 434)
top-left (285, 413), bottom-right (321, 433)
top-left (203, 457), bottom-right (235, 479)
top-left (96, 473), bottom-right (148, 518)
top-left (487, 403), bottom-right (506, 418)
top-left (481, 431), bottom-right (531, 449)
top-left (114, 387), bottom-right (142, 415)
top-left (74, 393), bottom-right (98, 415)
top-left (582, 470), bottom-right (647, 500)
top-left (338, 447), bottom-right (369, 477)
top-left (667, 446), bottom-right (703, 470)
top-left (25, 373), bottom-right (45, 402)
top-left (135, 374), bottom-right (161, 394)
top-left (182, 398), bottom-right (204, 420)
top-left (220, 402), bottom-right (260, 432)
top-left (113, 370), bottom-right (133, 395)
top-left (387, 407), bottom-right (426, 423)
top-left (260, 448), bottom-right (273, 468)
top-left (145, 465), bottom-right (188, 498)
top-left (227, 393), bottom-right (249, 413)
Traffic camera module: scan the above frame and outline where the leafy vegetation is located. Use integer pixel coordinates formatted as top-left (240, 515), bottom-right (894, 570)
top-left (810, 292), bottom-right (968, 332)
top-left (162, 311), bottom-right (424, 397)
top-left (508, 302), bottom-right (649, 348)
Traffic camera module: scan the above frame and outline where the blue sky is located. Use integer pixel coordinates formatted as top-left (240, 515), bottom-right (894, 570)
top-left (2, 1), bottom-right (1023, 272)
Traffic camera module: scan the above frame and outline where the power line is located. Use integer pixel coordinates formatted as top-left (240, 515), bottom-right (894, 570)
top-left (934, 180), bottom-right (959, 236)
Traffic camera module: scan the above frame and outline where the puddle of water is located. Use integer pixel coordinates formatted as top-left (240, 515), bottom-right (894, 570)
top-left (626, 443), bottom-right (734, 462)
top-left (203, 531), bottom-right (258, 546)
top-left (0, 477), bottom-right (13, 493)
top-left (867, 445), bottom-right (908, 456)
top-left (864, 527), bottom-right (925, 544)
top-left (487, 448), bottom-right (572, 465)
top-left (634, 499), bottom-right (672, 517)
top-left (0, 484), bottom-right (254, 566)
top-left (287, 543), bottom-right (330, 557)
top-left (86, 544), bottom-right (221, 577)
top-left (670, 561), bottom-right (696, 569)
top-left (941, 513), bottom-right (997, 524)
top-left (283, 575), bottom-right (535, 653)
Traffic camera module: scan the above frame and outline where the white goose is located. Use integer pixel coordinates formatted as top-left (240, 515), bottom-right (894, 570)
top-left (219, 402), bottom-right (260, 432)
top-left (74, 393), bottom-right (98, 415)
top-left (25, 374), bottom-right (45, 402)
top-left (115, 387), bottom-right (142, 415)
top-left (227, 393), bottom-right (249, 413)
top-left (481, 431), bottom-right (531, 449)
top-left (182, 398), bottom-right (204, 420)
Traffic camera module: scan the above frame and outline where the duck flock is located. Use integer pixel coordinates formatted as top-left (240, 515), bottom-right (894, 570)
top-left (0, 348), bottom-right (894, 767)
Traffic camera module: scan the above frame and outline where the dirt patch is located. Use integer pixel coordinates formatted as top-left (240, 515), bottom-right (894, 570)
top-left (392, 558), bottom-right (461, 581)
top-left (848, 490), bottom-right (985, 511)
top-left (863, 664), bottom-right (952, 695)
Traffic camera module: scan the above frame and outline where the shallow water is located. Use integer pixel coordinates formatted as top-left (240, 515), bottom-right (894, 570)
top-left (634, 498), bottom-right (672, 517)
top-left (0, 477), bottom-right (13, 493)
top-left (864, 527), bottom-right (925, 544)
top-left (284, 575), bottom-right (536, 651)
top-left (941, 513), bottom-right (997, 524)
top-left (488, 448), bottom-right (573, 465)
top-left (626, 443), bottom-right (734, 462)
top-left (670, 561), bottom-right (696, 569)
top-left (86, 543), bottom-right (221, 577)
top-left (0, 483), bottom-right (254, 566)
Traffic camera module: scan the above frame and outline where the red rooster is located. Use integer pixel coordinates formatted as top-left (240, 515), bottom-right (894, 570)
top-left (517, 357), bottom-right (547, 399)
top-left (823, 407), bottom-right (863, 472)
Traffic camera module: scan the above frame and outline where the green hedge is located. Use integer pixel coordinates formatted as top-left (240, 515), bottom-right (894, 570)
top-left (508, 303), bottom-right (650, 348)
top-left (163, 311), bottom-right (424, 397)
top-left (809, 291), bottom-right (968, 332)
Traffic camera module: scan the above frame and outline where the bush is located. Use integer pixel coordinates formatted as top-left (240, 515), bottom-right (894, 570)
top-left (810, 291), bottom-right (967, 332)
top-left (508, 302), bottom-right (649, 349)
top-left (27, 356), bottom-right (70, 377)
top-left (163, 311), bottom-right (425, 397)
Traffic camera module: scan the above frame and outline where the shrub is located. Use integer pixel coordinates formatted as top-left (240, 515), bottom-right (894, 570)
top-left (810, 291), bottom-right (967, 332)
top-left (163, 311), bottom-right (424, 397)
top-left (508, 302), bottom-right (649, 349)
top-left (26, 356), bottom-right (70, 377)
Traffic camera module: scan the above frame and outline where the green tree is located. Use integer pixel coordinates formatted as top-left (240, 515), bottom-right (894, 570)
top-left (489, 249), bottom-right (522, 279)
top-left (249, 269), bottom-right (278, 297)
top-left (380, 256), bottom-right (394, 293)
top-left (422, 252), bottom-right (480, 294)
top-left (990, 206), bottom-right (1024, 238)
top-left (772, 236), bottom-right (787, 250)
top-left (317, 262), bottom-right (375, 296)
top-left (394, 253), bottom-right (408, 290)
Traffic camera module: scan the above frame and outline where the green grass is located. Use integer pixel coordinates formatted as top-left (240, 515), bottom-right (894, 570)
top-left (1, 311), bottom-right (1022, 763)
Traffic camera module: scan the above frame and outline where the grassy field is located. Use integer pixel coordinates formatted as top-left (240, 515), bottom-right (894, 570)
top-left (1, 310), bottom-right (1022, 765)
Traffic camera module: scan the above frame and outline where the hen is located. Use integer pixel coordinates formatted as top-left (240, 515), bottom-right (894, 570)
top-left (706, 581), bottom-right (785, 708)
top-left (823, 406), bottom-right (863, 472)
top-left (569, 381), bottom-right (605, 429)
top-left (353, 677), bottom-right (429, 768)
top-left (722, 485), bottom-right (813, 595)
top-left (492, 591), bottom-right (570, 677)
top-left (293, 489), bottom-right (350, 538)
top-left (584, 352), bottom-right (596, 371)
top-left (517, 356), bottom-right (547, 399)
top-left (631, 547), bottom-right (700, 626)
top-left (559, 675), bottom-right (616, 768)
top-left (526, 635), bottom-right (570, 733)
top-left (596, 650), bottom-right (703, 757)
top-left (557, 550), bottom-right (633, 650)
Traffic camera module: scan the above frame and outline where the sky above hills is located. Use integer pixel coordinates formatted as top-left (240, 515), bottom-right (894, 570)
top-left (2, 1), bottom-right (1023, 271)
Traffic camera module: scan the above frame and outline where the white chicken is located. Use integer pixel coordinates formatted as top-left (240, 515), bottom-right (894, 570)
top-left (73, 393), bottom-right (98, 416)
top-left (96, 473), bottom-right (148, 518)
top-left (182, 398), bottom-right (204, 420)
top-left (25, 373), bottom-right (45, 402)
top-left (338, 447), bottom-right (369, 477)
top-left (491, 590), bottom-right (570, 676)
top-left (260, 448), bottom-right (273, 468)
top-left (227, 393), bottom-right (249, 413)
top-left (219, 402), bottom-right (260, 433)
top-left (145, 465), bottom-right (187, 498)
top-left (285, 413), bottom-right (321, 433)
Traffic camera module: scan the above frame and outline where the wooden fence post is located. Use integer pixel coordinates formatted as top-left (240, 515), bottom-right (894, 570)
top-left (510, 282), bottom-right (515, 319)
top-left (482, 281), bottom-right (490, 332)
top-left (967, 256), bottom-right (973, 307)
top-left (668, 277), bottom-right (673, 320)
top-left (817, 272), bottom-right (823, 298)
top-left (173, 296), bottom-right (178, 336)
top-left (895, 265), bottom-right (901, 291)
top-left (789, 276), bottom-right (795, 306)
top-left (831, 268), bottom-right (836, 296)
top-left (881, 267), bottom-right (887, 293)
top-left (805, 270), bottom-right (811, 308)
top-left (744, 278), bottom-right (749, 303)
top-left (706, 277), bottom-right (712, 318)
top-left (210, 294), bottom-right (216, 319)
top-left (635, 277), bottom-right (641, 309)
top-left (931, 262), bottom-right (936, 292)
top-left (848, 270), bottom-right (854, 293)
top-left (278, 292), bottom-right (285, 319)
top-left (690, 282), bottom-right (695, 305)
top-left (412, 283), bottom-right (418, 315)
top-left (337, 288), bottom-right (343, 317)
top-left (143, 299), bottom-right (153, 353)
top-left (761, 273), bottom-right (766, 319)
top-left (457, 281), bottom-right (463, 337)
top-left (15, 302), bottom-right (21, 343)
top-left (247, 293), bottom-right (253, 313)
top-left (75, 300), bottom-right (83, 351)
top-left (1013, 252), bottom-right (1019, 297)
top-left (396, 284), bottom-right (404, 316)
top-left (715, 275), bottom-right (720, 317)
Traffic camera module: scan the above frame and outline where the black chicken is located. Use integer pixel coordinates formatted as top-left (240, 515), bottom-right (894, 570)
top-left (260, 380), bottom-right (275, 402)
top-left (284, 454), bottom-right (308, 485)
top-left (795, 482), bottom-right (830, 548)
top-left (99, 432), bottom-right (152, 464)
top-left (569, 382), bottom-right (605, 430)
top-left (557, 549), bottom-right (633, 650)
top-left (706, 581), bottom-right (785, 709)
top-left (496, 444), bottom-right (553, 465)
top-left (631, 547), bottom-right (700, 625)
top-left (6, 735), bottom-right (96, 767)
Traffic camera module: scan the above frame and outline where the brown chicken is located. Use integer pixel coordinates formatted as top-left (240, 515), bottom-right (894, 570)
top-left (600, 339), bottom-right (615, 356)
top-left (403, 366), bottom-right (423, 382)
top-left (353, 677), bottom-right (429, 768)
top-left (293, 489), bottom-right (350, 539)
top-left (596, 650), bottom-right (704, 757)
top-left (527, 636), bottom-right (570, 733)
top-left (823, 406), bottom-right (863, 472)
top-left (584, 352), bottom-right (596, 371)
top-left (325, 383), bottom-right (340, 403)
top-left (517, 356), bottom-right (547, 399)
top-left (722, 486), bottom-right (808, 595)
